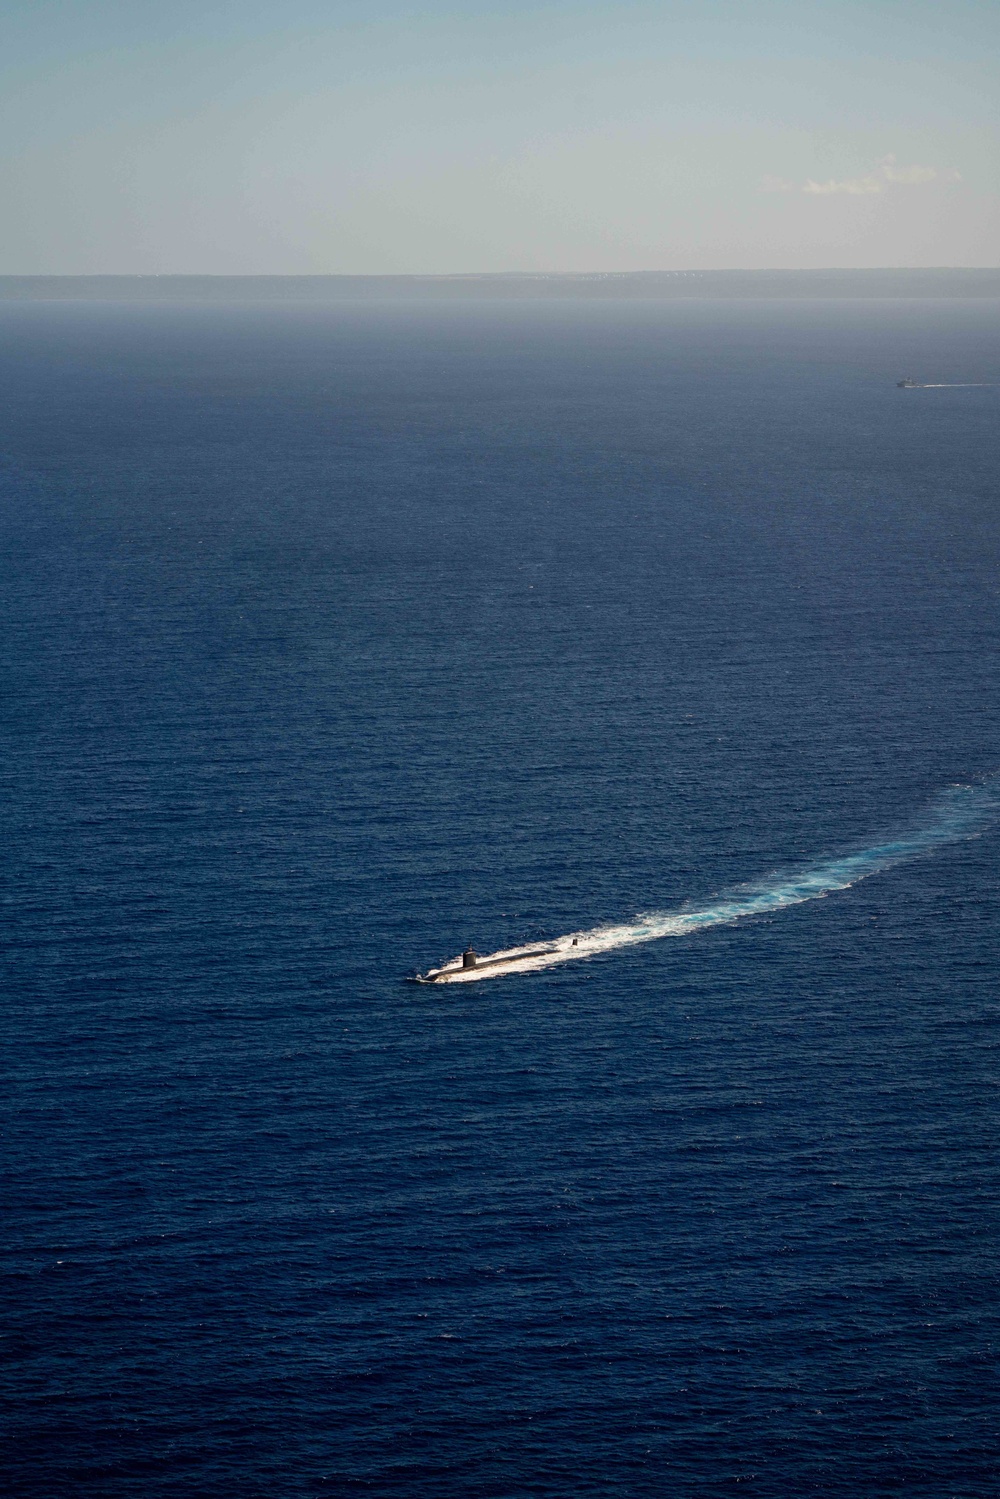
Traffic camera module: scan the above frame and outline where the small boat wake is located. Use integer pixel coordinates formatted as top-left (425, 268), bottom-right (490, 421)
top-left (410, 780), bottom-right (998, 985)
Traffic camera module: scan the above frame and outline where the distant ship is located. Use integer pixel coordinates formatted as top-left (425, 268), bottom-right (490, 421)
top-left (897, 378), bottom-right (921, 388)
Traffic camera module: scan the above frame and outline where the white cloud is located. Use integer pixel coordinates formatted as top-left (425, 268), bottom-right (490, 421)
top-left (803, 174), bottom-right (882, 195)
top-left (763, 154), bottom-right (959, 197)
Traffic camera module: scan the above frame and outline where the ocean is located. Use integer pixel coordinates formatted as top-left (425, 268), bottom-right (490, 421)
top-left (2, 295), bottom-right (999, 1496)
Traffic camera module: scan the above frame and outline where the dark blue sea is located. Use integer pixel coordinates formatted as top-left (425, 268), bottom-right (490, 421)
top-left (2, 296), bottom-right (999, 1497)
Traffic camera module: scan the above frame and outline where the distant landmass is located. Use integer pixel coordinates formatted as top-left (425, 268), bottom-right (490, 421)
top-left (1, 269), bottom-right (999, 300)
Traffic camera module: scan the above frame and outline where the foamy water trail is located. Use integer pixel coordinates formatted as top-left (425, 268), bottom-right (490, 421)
top-left (420, 782), bottom-right (999, 983)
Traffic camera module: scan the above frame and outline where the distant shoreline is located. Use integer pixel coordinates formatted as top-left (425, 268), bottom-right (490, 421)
top-left (2, 269), bottom-right (999, 301)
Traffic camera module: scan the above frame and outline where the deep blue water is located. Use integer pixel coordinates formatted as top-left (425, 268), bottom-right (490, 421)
top-left (2, 297), bottom-right (999, 1497)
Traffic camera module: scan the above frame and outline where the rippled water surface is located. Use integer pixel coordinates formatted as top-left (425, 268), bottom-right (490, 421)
top-left (2, 298), bottom-right (999, 1497)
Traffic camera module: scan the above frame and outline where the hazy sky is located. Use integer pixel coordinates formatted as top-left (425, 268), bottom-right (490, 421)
top-left (2, 0), bottom-right (997, 274)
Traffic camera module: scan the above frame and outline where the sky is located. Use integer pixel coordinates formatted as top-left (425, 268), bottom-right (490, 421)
top-left (1, 0), bottom-right (997, 274)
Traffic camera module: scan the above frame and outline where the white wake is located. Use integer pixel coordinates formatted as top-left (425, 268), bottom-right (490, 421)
top-left (415, 781), bottom-right (998, 984)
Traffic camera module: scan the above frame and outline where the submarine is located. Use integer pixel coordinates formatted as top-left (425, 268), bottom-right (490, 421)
top-left (410, 937), bottom-right (580, 985)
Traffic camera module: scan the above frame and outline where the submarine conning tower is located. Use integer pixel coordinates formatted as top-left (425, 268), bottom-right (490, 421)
top-left (462, 948), bottom-right (479, 969)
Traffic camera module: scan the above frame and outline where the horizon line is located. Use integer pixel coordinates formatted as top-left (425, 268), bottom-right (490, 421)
top-left (2, 267), bottom-right (999, 280)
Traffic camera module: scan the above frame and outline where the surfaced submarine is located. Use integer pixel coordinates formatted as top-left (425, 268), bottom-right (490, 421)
top-left (411, 945), bottom-right (557, 984)
top-left (410, 937), bottom-right (581, 985)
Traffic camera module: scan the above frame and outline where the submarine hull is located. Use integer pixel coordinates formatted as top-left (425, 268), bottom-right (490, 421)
top-left (410, 943), bottom-right (568, 985)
